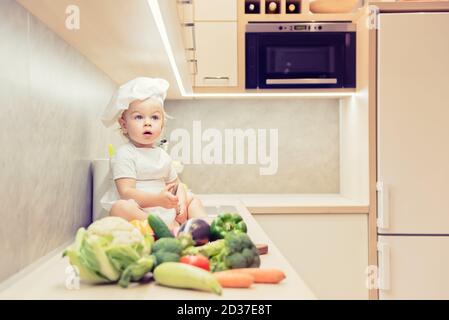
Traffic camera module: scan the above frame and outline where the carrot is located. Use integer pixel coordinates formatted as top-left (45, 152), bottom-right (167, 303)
top-left (230, 268), bottom-right (286, 284)
top-left (213, 271), bottom-right (255, 288)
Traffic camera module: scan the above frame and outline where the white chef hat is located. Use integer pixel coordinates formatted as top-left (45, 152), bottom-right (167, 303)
top-left (101, 77), bottom-right (170, 127)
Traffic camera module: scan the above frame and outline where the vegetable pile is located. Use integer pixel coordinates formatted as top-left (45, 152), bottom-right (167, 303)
top-left (63, 211), bottom-right (285, 293)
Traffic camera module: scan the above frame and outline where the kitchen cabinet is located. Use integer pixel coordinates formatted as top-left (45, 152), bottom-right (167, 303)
top-left (176, 0), bottom-right (194, 24)
top-left (187, 0), bottom-right (238, 87)
top-left (376, 12), bottom-right (449, 299)
top-left (377, 12), bottom-right (449, 235)
top-left (194, 21), bottom-right (238, 86)
top-left (177, 0), bottom-right (194, 49)
top-left (181, 24), bottom-right (195, 52)
top-left (176, 0), bottom-right (196, 76)
top-left (255, 213), bottom-right (369, 299)
top-left (194, 0), bottom-right (237, 21)
top-left (378, 236), bottom-right (449, 299)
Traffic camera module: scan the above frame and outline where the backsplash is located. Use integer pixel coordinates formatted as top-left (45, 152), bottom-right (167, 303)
top-left (0, 0), bottom-right (122, 283)
top-left (164, 99), bottom-right (340, 194)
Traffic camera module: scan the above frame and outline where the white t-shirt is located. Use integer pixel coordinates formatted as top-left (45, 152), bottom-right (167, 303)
top-left (100, 142), bottom-right (178, 224)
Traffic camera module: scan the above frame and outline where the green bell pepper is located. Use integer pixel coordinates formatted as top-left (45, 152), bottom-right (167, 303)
top-left (210, 212), bottom-right (247, 240)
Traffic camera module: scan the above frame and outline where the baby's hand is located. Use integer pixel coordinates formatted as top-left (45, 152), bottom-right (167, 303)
top-left (158, 184), bottom-right (179, 209)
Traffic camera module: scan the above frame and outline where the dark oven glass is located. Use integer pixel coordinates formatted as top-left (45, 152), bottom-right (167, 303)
top-left (266, 46), bottom-right (336, 74)
top-left (246, 32), bottom-right (355, 89)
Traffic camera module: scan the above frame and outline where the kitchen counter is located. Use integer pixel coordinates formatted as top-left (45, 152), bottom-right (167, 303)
top-left (199, 194), bottom-right (369, 214)
top-left (0, 199), bottom-right (315, 300)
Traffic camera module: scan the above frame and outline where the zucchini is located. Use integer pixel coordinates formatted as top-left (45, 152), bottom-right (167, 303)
top-left (147, 213), bottom-right (173, 239)
top-left (154, 262), bottom-right (222, 295)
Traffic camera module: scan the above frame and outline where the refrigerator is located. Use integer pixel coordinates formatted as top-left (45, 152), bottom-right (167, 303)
top-left (376, 12), bottom-right (449, 299)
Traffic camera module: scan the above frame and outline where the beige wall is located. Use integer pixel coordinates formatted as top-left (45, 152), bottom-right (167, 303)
top-left (0, 0), bottom-right (123, 282)
top-left (164, 98), bottom-right (340, 194)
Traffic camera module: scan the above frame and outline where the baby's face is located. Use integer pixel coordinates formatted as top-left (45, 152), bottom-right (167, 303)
top-left (119, 98), bottom-right (164, 148)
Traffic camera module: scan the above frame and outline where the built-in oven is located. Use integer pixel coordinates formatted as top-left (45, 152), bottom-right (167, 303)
top-left (245, 22), bottom-right (356, 89)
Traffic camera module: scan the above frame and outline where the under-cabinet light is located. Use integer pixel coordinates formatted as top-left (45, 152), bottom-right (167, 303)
top-left (188, 92), bottom-right (355, 98)
top-left (147, 0), bottom-right (188, 96)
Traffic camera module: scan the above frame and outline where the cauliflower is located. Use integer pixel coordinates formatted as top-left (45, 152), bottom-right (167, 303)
top-left (63, 217), bottom-right (154, 288)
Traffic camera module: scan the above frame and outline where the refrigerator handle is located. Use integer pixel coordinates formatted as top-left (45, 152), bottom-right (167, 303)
top-left (377, 241), bottom-right (391, 291)
top-left (376, 181), bottom-right (390, 230)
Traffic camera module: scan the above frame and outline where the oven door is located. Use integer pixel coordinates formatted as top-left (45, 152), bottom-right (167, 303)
top-left (256, 32), bottom-right (354, 89)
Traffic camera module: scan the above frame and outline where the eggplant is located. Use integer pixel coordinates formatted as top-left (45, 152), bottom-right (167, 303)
top-left (178, 219), bottom-right (210, 246)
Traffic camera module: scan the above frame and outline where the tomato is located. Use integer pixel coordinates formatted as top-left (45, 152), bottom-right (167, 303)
top-left (180, 255), bottom-right (210, 271)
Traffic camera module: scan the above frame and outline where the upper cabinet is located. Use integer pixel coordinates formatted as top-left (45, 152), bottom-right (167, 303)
top-left (192, 0), bottom-right (238, 87)
top-left (195, 0), bottom-right (238, 21)
top-left (194, 21), bottom-right (238, 87)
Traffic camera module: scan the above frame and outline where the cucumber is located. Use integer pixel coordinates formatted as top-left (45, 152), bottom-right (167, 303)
top-left (147, 213), bottom-right (173, 239)
top-left (154, 262), bottom-right (222, 295)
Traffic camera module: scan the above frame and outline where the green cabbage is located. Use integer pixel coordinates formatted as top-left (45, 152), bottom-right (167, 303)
top-left (63, 217), bottom-right (155, 288)
top-left (63, 229), bottom-right (109, 284)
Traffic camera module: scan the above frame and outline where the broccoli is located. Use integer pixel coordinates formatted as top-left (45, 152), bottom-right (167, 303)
top-left (118, 255), bottom-right (156, 288)
top-left (177, 232), bottom-right (195, 251)
top-left (178, 231), bottom-right (261, 272)
top-left (208, 231), bottom-right (260, 272)
top-left (152, 238), bottom-right (183, 254)
top-left (151, 238), bottom-right (183, 266)
top-left (153, 251), bottom-right (180, 265)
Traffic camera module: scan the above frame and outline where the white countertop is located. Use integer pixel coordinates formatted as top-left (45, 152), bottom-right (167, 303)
top-left (0, 199), bottom-right (315, 300)
top-left (198, 194), bottom-right (369, 214)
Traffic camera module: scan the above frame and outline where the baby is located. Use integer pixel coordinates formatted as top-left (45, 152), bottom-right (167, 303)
top-left (100, 77), bottom-right (207, 227)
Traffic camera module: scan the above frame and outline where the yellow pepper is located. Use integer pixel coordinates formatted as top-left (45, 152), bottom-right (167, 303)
top-left (130, 219), bottom-right (154, 236)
